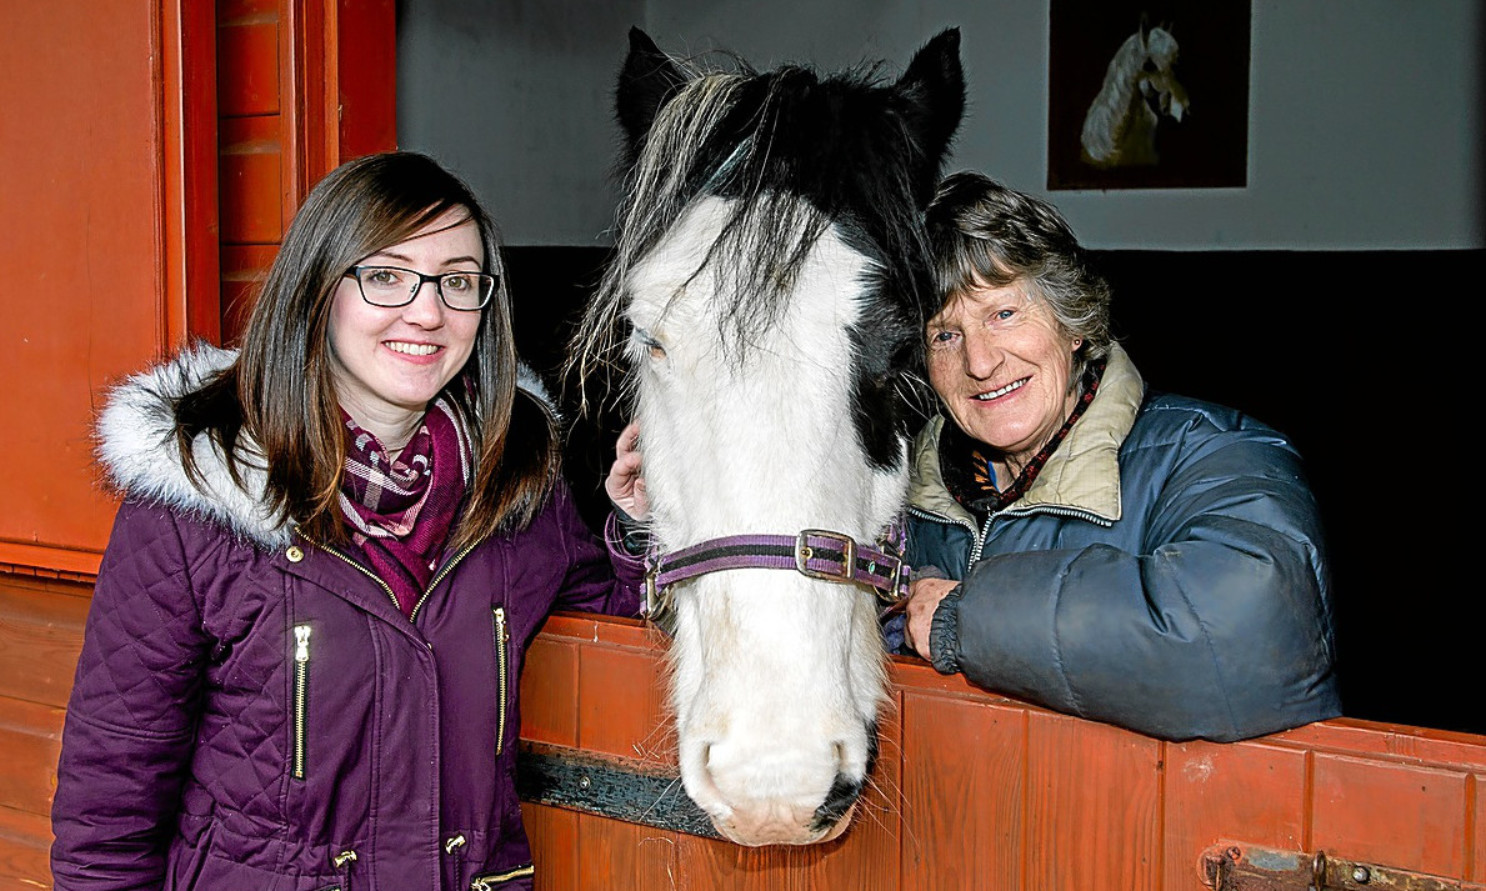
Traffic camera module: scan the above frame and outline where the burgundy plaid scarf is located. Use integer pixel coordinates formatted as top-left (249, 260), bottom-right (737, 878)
top-left (339, 398), bottom-right (473, 617)
top-left (940, 359), bottom-right (1105, 520)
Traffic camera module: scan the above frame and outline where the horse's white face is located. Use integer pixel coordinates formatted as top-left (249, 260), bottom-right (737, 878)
top-left (626, 196), bottom-right (909, 845)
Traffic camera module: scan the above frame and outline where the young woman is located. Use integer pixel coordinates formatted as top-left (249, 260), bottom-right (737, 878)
top-left (51, 152), bottom-right (643, 890)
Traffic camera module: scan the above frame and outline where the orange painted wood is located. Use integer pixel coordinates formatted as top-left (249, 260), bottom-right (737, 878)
top-left (0, 697), bottom-right (65, 817)
top-left (577, 639), bottom-right (671, 763)
top-left (1312, 753), bottom-right (1469, 877)
top-left (162, 0), bottom-right (221, 347)
top-left (219, 114), bottom-right (286, 245)
top-left (0, 0), bottom-right (194, 575)
top-left (218, 17), bottom-right (279, 116)
top-left (578, 818), bottom-right (677, 889)
top-left (335, 0), bottom-right (398, 159)
top-left (219, 243), bottom-right (276, 345)
top-left (670, 833), bottom-right (790, 889)
top-left (1025, 712), bottom-right (1163, 891)
top-left (899, 691), bottom-right (1025, 889)
top-left (1162, 739), bottom-right (1308, 889)
top-left (0, 805), bottom-right (52, 891)
top-left (524, 801), bottom-right (579, 889)
top-left (0, 577), bottom-right (90, 709)
top-left (1472, 775), bottom-right (1485, 883)
top-left (523, 615), bottom-right (1486, 889)
top-left (523, 635), bottom-right (580, 747)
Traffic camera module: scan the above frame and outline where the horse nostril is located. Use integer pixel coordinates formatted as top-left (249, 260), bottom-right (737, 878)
top-left (810, 772), bottom-right (865, 832)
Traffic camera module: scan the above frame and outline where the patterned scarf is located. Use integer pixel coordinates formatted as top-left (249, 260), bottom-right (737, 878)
top-left (940, 359), bottom-right (1106, 520)
top-left (339, 398), bottom-right (473, 616)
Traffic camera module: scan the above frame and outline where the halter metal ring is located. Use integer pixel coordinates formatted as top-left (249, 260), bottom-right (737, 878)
top-left (795, 529), bottom-right (856, 583)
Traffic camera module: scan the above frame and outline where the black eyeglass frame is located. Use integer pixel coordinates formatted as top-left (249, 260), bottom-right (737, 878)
top-left (343, 265), bottom-right (497, 311)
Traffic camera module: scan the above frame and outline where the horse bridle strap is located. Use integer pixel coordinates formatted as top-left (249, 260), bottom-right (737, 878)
top-left (645, 527), bottom-right (910, 618)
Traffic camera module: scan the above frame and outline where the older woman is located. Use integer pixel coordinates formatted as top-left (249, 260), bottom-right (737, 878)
top-left (901, 172), bottom-right (1339, 742)
top-left (51, 152), bottom-right (642, 890)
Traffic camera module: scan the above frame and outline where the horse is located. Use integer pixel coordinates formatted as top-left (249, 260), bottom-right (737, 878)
top-left (573, 27), bottom-right (963, 845)
top-left (1079, 23), bottom-right (1188, 168)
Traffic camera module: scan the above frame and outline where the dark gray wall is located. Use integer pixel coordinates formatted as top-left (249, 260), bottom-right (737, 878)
top-left (398, 0), bottom-right (1483, 249)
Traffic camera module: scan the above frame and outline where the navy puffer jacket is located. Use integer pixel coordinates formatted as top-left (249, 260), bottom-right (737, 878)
top-left (51, 346), bottom-right (643, 890)
top-left (906, 345), bottom-right (1339, 742)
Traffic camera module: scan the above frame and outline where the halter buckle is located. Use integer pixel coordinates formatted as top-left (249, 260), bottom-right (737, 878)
top-left (795, 529), bottom-right (856, 583)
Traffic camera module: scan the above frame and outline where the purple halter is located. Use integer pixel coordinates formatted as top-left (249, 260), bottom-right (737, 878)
top-left (644, 519), bottom-right (911, 620)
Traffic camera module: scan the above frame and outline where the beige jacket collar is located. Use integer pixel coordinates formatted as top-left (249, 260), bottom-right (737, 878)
top-left (909, 343), bottom-right (1144, 524)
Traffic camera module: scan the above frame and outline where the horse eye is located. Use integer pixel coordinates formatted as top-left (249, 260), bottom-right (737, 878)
top-left (635, 329), bottom-right (667, 360)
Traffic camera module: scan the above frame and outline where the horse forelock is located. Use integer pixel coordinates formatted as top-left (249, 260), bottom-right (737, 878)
top-left (576, 55), bottom-right (937, 427)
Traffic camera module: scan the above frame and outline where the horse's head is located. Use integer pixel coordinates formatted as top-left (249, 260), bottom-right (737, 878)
top-left (579, 27), bottom-right (963, 845)
top-left (1140, 25), bottom-right (1188, 123)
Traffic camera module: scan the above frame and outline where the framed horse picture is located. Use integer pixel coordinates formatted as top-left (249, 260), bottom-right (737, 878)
top-left (1047, 0), bottom-right (1251, 190)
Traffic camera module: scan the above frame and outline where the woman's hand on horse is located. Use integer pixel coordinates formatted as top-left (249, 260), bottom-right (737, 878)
top-left (604, 421), bottom-right (650, 523)
top-left (905, 577), bottom-right (960, 662)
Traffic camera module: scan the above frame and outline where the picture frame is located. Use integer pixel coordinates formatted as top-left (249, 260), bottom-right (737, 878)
top-left (1047, 0), bottom-right (1251, 190)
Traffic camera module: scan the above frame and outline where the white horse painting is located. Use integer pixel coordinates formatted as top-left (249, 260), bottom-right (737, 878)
top-left (576, 28), bottom-right (963, 845)
top-left (1080, 23), bottom-right (1189, 168)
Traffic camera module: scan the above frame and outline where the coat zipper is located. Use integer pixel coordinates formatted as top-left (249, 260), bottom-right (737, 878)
top-left (332, 849), bottom-right (357, 891)
top-left (908, 502), bottom-right (1112, 566)
top-left (470, 863), bottom-right (535, 890)
top-left (493, 607), bottom-right (509, 756)
top-left (412, 541), bottom-right (481, 621)
top-left (301, 537), bottom-right (480, 621)
top-left (292, 624), bottom-right (311, 780)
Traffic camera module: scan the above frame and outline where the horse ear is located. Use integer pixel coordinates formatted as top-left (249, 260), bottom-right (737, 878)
top-left (894, 28), bottom-right (966, 192)
top-left (615, 27), bottom-right (688, 164)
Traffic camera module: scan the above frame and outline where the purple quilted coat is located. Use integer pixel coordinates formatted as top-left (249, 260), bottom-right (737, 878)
top-left (51, 347), bottom-right (644, 891)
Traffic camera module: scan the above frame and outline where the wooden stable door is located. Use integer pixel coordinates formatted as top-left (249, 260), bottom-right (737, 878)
top-left (0, 3), bottom-right (392, 888)
top-left (520, 614), bottom-right (1486, 891)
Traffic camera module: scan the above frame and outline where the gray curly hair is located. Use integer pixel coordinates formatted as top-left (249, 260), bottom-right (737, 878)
top-left (925, 172), bottom-right (1113, 383)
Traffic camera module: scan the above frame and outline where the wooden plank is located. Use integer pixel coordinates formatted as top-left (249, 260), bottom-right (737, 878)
top-left (0, 805), bottom-right (52, 891)
top-left (0, 577), bottom-right (90, 709)
top-left (670, 832), bottom-right (790, 890)
top-left (522, 635), bottom-right (578, 748)
top-left (1, 0), bottom-right (171, 572)
top-left (0, 696), bottom-right (65, 817)
top-left (1025, 711), bottom-right (1163, 891)
top-left (219, 114), bottom-right (285, 245)
top-left (1312, 753), bottom-right (1469, 879)
top-left (334, 0), bottom-right (397, 159)
top-left (578, 815), bottom-right (679, 890)
top-left (899, 690), bottom-right (1024, 890)
top-left (522, 802), bottom-right (578, 890)
top-left (218, 17), bottom-right (279, 117)
top-left (219, 243), bottom-right (276, 345)
top-left (1163, 739), bottom-right (1308, 890)
top-left (796, 693), bottom-right (902, 891)
top-left (577, 642), bottom-right (671, 765)
top-left (1472, 775), bottom-right (1485, 884)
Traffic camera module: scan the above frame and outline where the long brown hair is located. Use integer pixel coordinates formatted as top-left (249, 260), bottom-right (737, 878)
top-left (175, 151), bottom-right (557, 548)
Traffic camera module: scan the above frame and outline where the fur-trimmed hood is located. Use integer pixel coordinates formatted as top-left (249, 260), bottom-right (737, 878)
top-left (95, 344), bottom-right (558, 552)
top-left (95, 343), bottom-right (291, 549)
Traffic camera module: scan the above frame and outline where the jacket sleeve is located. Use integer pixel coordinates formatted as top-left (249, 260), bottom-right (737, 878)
top-left (934, 418), bottom-right (1339, 742)
top-left (51, 500), bottom-right (210, 890)
top-left (549, 483), bottom-right (645, 617)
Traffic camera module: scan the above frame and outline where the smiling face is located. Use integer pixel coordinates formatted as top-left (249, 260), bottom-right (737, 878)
top-left (327, 209), bottom-right (484, 444)
top-left (926, 278), bottom-right (1082, 471)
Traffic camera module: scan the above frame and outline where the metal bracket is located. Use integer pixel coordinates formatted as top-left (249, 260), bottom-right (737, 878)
top-left (1200, 842), bottom-right (1486, 891)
